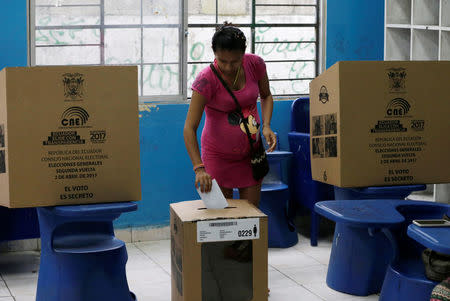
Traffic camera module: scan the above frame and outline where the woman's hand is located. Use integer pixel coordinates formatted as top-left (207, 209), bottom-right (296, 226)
top-left (195, 168), bottom-right (212, 193)
top-left (262, 125), bottom-right (277, 152)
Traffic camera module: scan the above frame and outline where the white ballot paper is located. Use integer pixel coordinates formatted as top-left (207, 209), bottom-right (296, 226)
top-left (196, 179), bottom-right (229, 209)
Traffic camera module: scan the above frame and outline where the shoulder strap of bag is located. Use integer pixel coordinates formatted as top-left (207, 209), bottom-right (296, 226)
top-left (210, 63), bottom-right (256, 149)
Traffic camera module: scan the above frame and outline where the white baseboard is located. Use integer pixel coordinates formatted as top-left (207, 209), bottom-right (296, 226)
top-left (0, 239), bottom-right (39, 252)
top-left (131, 226), bottom-right (170, 242)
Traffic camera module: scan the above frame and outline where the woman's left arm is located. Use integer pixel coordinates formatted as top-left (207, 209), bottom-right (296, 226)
top-left (258, 72), bottom-right (277, 152)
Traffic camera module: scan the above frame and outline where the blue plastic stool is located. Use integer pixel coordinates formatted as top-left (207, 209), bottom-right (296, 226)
top-left (36, 202), bottom-right (138, 301)
top-left (261, 150), bottom-right (298, 248)
top-left (326, 185), bottom-right (426, 295)
top-left (288, 97), bottom-right (335, 246)
top-left (233, 129), bottom-right (298, 248)
top-left (233, 150), bottom-right (298, 248)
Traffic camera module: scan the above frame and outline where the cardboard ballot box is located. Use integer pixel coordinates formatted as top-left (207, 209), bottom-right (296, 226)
top-left (309, 61), bottom-right (450, 187)
top-left (0, 66), bottom-right (141, 208)
top-left (170, 199), bottom-right (268, 301)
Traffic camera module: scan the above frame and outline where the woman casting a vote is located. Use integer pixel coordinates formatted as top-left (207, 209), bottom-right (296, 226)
top-left (184, 22), bottom-right (276, 207)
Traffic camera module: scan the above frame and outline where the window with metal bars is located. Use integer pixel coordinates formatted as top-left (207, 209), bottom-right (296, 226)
top-left (29, 0), bottom-right (321, 102)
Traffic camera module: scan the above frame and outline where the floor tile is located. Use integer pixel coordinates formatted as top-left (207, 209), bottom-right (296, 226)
top-left (12, 296), bottom-right (35, 301)
top-left (267, 284), bottom-right (323, 301)
top-left (296, 244), bottom-right (332, 265)
top-left (129, 279), bottom-right (171, 301)
top-left (268, 247), bottom-right (322, 270)
top-left (4, 277), bottom-right (37, 297)
top-left (0, 281), bottom-right (10, 297)
top-left (278, 264), bottom-right (328, 286)
top-left (268, 268), bottom-right (298, 289)
top-left (304, 282), bottom-right (380, 301)
top-left (135, 240), bottom-right (171, 267)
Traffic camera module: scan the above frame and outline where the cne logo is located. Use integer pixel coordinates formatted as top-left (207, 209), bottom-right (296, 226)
top-left (61, 107), bottom-right (89, 127)
top-left (386, 98), bottom-right (410, 117)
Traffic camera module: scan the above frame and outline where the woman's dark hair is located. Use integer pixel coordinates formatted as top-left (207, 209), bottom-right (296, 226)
top-left (212, 22), bottom-right (247, 53)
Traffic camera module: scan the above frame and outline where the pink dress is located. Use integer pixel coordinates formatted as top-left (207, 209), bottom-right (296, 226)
top-left (191, 53), bottom-right (266, 188)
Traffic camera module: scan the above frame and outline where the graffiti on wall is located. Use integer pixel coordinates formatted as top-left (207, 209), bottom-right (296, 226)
top-left (35, 16), bottom-right (316, 95)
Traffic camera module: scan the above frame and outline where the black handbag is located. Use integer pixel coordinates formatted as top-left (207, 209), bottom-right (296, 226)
top-left (210, 64), bottom-right (269, 181)
top-left (422, 248), bottom-right (450, 282)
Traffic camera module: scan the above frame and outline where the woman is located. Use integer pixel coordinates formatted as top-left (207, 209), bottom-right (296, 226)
top-left (183, 23), bottom-right (276, 207)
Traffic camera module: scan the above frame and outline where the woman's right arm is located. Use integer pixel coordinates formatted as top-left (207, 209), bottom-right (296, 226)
top-left (183, 90), bottom-right (212, 192)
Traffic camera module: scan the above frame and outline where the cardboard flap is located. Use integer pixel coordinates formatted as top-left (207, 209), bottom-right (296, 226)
top-left (170, 199), bottom-right (267, 222)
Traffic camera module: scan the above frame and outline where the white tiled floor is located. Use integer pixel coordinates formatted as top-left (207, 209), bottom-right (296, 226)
top-left (0, 234), bottom-right (379, 301)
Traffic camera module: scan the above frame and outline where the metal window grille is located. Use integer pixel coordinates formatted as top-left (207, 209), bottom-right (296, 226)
top-left (29, 0), bottom-right (321, 102)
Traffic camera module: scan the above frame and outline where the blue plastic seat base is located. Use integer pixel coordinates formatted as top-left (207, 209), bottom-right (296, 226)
top-left (53, 236), bottom-right (125, 254)
top-left (36, 202), bottom-right (137, 301)
top-left (326, 223), bottom-right (393, 296)
top-left (52, 202), bottom-right (138, 217)
top-left (379, 259), bottom-right (437, 301)
top-left (37, 245), bottom-right (135, 301)
top-left (260, 189), bottom-right (298, 248)
top-left (334, 185), bottom-right (426, 200)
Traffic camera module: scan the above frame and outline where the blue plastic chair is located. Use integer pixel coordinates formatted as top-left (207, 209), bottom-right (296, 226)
top-left (290, 96), bottom-right (310, 133)
top-left (36, 202), bottom-right (138, 301)
top-left (233, 134), bottom-right (298, 248)
top-left (379, 203), bottom-right (450, 301)
top-left (260, 149), bottom-right (298, 248)
top-left (315, 199), bottom-right (449, 298)
top-left (324, 185), bottom-right (426, 295)
top-left (288, 97), bottom-right (335, 246)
